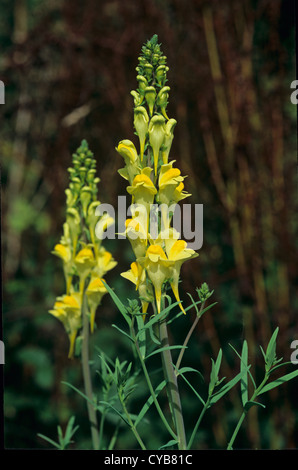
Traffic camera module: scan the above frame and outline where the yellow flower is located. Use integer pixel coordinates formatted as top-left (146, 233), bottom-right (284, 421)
top-left (49, 293), bottom-right (82, 358)
top-left (148, 115), bottom-right (166, 175)
top-left (51, 242), bottom-right (73, 294)
top-left (93, 247), bottom-right (118, 278)
top-left (121, 262), bottom-right (153, 316)
top-left (127, 168), bottom-right (157, 206)
top-left (74, 246), bottom-right (95, 291)
top-left (139, 245), bottom-right (173, 313)
top-left (164, 239), bottom-right (198, 315)
top-left (86, 277), bottom-right (107, 333)
top-left (52, 243), bottom-right (71, 263)
top-left (124, 218), bottom-right (148, 259)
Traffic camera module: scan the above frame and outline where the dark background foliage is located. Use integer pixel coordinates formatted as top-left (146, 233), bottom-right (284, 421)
top-left (1, 0), bottom-right (297, 450)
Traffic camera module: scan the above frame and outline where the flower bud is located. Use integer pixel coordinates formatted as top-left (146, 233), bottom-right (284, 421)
top-left (148, 114), bottom-right (166, 175)
top-left (161, 118), bottom-right (177, 164)
top-left (133, 106), bottom-right (149, 161)
top-left (80, 186), bottom-right (92, 217)
top-left (137, 75), bottom-right (148, 95)
top-left (156, 86), bottom-right (170, 119)
top-left (144, 86), bottom-right (157, 116)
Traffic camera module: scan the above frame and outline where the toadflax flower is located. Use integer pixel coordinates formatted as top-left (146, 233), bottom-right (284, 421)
top-left (50, 140), bottom-right (117, 355)
top-left (49, 293), bottom-right (82, 358)
top-left (116, 35), bottom-right (198, 319)
top-left (86, 277), bottom-right (107, 333)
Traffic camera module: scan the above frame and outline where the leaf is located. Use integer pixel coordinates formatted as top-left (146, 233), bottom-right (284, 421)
top-left (102, 281), bottom-right (131, 325)
top-left (37, 433), bottom-right (61, 450)
top-left (137, 301), bottom-right (180, 338)
top-left (209, 349), bottom-right (222, 394)
top-left (112, 324), bottom-right (134, 343)
top-left (159, 439), bottom-right (178, 450)
top-left (173, 365), bottom-right (205, 406)
top-left (145, 345), bottom-right (186, 361)
top-left (265, 327), bottom-right (279, 369)
top-left (209, 369), bottom-right (249, 406)
top-left (98, 401), bottom-right (130, 426)
top-left (240, 341), bottom-right (248, 407)
top-left (134, 380), bottom-right (167, 428)
top-left (258, 369), bottom-right (298, 395)
top-left (244, 400), bottom-right (266, 411)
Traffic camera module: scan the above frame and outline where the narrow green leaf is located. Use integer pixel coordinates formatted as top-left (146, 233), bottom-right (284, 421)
top-left (244, 400), bottom-right (266, 411)
top-left (98, 401), bottom-right (130, 426)
top-left (258, 369), bottom-right (298, 395)
top-left (102, 281), bottom-right (131, 325)
top-left (37, 433), bottom-right (61, 449)
top-left (173, 365), bottom-right (205, 406)
top-left (112, 324), bottom-right (134, 343)
top-left (134, 380), bottom-right (167, 428)
top-left (241, 341), bottom-right (248, 406)
top-left (265, 327), bottom-right (279, 369)
top-left (145, 345), bottom-right (186, 361)
top-left (176, 366), bottom-right (204, 382)
top-left (209, 369), bottom-right (248, 406)
top-left (159, 439), bottom-right (178, 449)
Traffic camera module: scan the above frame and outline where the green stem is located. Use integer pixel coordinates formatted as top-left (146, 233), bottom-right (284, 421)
top-left (175, 301), bottom-right (205, 373)
top-left (81, 293), bottom-right (100, 450)
top-left (130, 321), bottom-right (178, 441)
top-left (159, 318), bottom-right (187, 450)
top-left (119, 394), bottom-right (147, 450)
top-left (226, 374), bottom-right (269, 450)
top-left (187, 399), bottom-right (210, 449)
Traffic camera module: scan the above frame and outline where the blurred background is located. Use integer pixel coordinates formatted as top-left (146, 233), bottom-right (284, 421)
top-left (1, 0), bottom-right (297, 450)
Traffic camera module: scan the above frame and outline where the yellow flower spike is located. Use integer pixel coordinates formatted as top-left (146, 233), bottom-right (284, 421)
top-left (86, 277), bottom-right (107, 333)
top-left (165, 239), bottom-right (199, 315)
top-left (148, 115), bottom-right (166, 175)
top-left (139, 245), bottom-right (173, 313)
top-left (134, 106), bottom-right (149, 161)
top-left (161, 119), bottom-right (177, 164)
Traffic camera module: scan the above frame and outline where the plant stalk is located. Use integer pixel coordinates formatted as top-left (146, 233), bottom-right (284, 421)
top-left (81, 293), bottom-right (100, 450)
top-left (159, 318), bottom-right (187, 450)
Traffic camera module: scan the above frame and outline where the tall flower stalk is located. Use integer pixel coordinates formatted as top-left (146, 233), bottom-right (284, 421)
top-left (49, 140), bottom-right (117, 449)
top-left (116, 35), bottom-right (198, 450)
